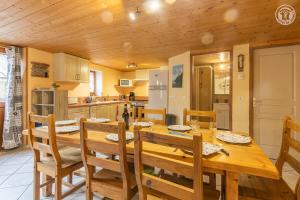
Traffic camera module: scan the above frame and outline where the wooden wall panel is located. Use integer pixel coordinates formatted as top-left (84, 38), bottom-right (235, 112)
top-left (0, 0), bottom-right (299, 70)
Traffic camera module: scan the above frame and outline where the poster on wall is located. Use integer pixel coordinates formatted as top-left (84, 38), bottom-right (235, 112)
top-left (172, 64), bottom-right (183, 88)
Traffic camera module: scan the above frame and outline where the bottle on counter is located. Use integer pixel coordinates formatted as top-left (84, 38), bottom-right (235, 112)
top-left (122, 104), bottom-right (130, 130)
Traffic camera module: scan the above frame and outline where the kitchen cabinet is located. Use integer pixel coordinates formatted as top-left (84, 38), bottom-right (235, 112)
top-left (213, 103), bottom-right (230, 130)
top-left (90, 104), bottom-right (118, 121)
top-left (31, 89), bottom-right (68, 121)
top-left (54, 53), bottom-right (89, 83)
top-left (68, 107), bottom-right (90, 120)
top-left (135, 69), bottom-right (149, 80)
top-left (68, 102), bottom-right (127, 121)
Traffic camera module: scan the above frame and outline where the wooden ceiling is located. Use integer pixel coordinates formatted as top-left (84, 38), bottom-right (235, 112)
top-left (0, 0), bottom-right (299, 71)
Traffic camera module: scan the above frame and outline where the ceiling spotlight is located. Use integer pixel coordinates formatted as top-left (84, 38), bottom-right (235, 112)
top-left (129, 7), bottom-right (141, 21)
top-left (165, 0), bottom-right (176, 4)
top-left (127, 62), bottom-right (138, 69)
top-left (145, 0), bottom-right (161, 13)
top-left (129, 12), bottom-right (136, 20)
top-left (219, 53), bottom-right (225, 62)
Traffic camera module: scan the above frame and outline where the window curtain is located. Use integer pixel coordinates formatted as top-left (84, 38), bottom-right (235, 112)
top-left (2, 46), bottom-right (23, 149)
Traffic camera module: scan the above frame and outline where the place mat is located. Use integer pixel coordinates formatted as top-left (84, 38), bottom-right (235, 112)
top-left (55, 120), bottom-right (77, 126)
top-left (88, 118), bottom-right (111, 123)
top-left (132, 122), bottom-right (154, 127)
top-left (181, 142), bottom-right (222, 156)
top-left (55, 126), bottom-right (80, 134)
top-left (216, 131), bottom-right (252, 144)
top-left (167, 125), bottom-right (192, 132)
top-left (105, 132), bottom-right (134, 142)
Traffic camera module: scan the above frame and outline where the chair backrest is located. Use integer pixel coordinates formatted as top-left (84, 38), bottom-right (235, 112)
top-left (138, 108), bottom-right (166, 125)
top-left (80, 119), bottom-right (131, 193)
top-left (276, 116), bottom-right (300, 198)
top-left (183, 108), bottom-right (216, 129)
top-left (28, 113), bottom-right (61, 165)
top-left (134, 127), bottom-right (203, 200)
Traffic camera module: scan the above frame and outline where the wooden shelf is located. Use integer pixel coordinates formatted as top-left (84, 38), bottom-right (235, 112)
top-left (114, 85), bottom-right (136, 95)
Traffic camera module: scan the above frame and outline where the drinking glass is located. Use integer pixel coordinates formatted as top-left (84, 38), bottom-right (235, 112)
top-left (190, 120), bottom-right (200, 131)
top-left (209, 122), bottom-right (217, 136)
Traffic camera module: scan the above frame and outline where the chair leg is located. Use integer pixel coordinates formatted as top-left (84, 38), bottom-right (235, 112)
top-left (67, 173), bottom-right (73, 184)
top-left (221, 175), bottom-right (226, 200)
top-left (55, 176), bottom-right (62, 200)
top-left (33, 168), bottom-right (40, 200)
top-left (86, 183), bottom-right (93, 200)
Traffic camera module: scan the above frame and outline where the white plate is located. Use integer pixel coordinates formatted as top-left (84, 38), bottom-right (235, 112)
top-left (216, 131), bottom-right (252, 144)
top-left (55, 120), bottom-right (77, 126)
top-left (168, 125), bottom-right (192, 132)
top-left (88, 118), bottom-right (111, 123)
top-left (56, 126), bottom-right (80, 134)
top-left (106, 132), bottom-right (134, 142)
top-left (132, 122), bottom-right (153, 127)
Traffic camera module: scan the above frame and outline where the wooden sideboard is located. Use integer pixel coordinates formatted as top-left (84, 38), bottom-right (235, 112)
top-left (0, 102), bottom-right (5, 148)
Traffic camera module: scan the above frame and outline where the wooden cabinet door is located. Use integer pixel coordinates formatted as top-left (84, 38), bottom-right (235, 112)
top-left (79, 58), bottom-right (89, 83)
top-left (66, 55), bottom-right (79, 82)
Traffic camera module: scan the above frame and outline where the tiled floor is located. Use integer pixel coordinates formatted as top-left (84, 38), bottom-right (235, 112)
top-left (0, 147), bottom-right (298, 200)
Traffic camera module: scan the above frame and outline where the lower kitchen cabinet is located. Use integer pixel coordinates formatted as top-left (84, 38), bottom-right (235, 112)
top-left (90, 104), bottom-right (120, 121)
top-left (68, 107), bottom-right (90, 119)
top-left (68, 103), bottom-right (128, 121)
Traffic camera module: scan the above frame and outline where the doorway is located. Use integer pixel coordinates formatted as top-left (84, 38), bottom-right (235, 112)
top-left (192, 52), bottom-right (231, 130)
top-left (253, 45), bottom-right (300, 159)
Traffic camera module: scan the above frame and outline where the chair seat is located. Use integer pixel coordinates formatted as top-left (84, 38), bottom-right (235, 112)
top-left (41, 146), bottom-right (82, 168)
top-left (92, 169), bottom-right (137, 190)
top-left (239, 174), bottom-right (296, 200)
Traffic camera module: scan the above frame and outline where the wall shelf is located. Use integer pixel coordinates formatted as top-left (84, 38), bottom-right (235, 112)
top-left (114, 85), bottom-right (136, 95)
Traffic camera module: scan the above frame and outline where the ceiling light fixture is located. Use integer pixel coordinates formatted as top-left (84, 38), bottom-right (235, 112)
top-left (219, 53), bottom-right (225, 62)
top-left (127, 62), bottom-right (138, 69)
top-left (145, 0), bottom-right (161, 13)
top-left (129, 7), bottom-right (141, 21)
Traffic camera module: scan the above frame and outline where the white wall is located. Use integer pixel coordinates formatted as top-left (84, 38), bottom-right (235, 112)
top-left (232, 44), bottom-right (250, 133)
top-left (168, 51), bottom-right (191, 124)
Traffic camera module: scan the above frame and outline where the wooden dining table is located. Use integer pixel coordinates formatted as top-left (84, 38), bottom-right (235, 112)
top-left (23, 124), bottom-right (279, 200)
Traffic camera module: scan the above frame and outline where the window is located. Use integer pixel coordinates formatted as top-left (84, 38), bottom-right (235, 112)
top-left (0, 54), bottom-right (7, 101)
top-left (89, 70), bottom-right (103, 96)
top-left (89, 71), bottom-right (95, 94)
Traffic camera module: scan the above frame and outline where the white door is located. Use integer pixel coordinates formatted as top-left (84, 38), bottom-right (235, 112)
top-left (253, 45), bottom-right (300, 159)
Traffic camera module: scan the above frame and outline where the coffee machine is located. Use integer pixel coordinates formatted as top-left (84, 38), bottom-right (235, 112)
top-left (129, 92), bottom-right (135, 101)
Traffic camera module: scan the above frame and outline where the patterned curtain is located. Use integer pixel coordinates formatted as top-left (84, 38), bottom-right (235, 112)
top-left (2, 46), bottom-right (23, 149)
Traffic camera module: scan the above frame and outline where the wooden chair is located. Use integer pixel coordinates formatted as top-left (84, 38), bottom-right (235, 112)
top-left (133, 128), bottom-right (220, 200)
top-left (138, 108), bottom-right (166, 125)
top-left (239, 116), bottom-right (300, 200)
top-left (28, 113), bottom-right (85, 200)
top-left (183, 108), bottom-right (217, 189)
top-left (80, 119), bottom-right (137, 200)
top-left (183, 108), bottom-right (216, 129)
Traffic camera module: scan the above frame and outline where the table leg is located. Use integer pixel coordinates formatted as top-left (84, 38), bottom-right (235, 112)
top-left (226, 171), bottom-right (239, 200)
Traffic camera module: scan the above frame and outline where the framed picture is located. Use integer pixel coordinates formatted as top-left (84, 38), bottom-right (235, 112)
top-left (172, 64), bottom-right (183, 88)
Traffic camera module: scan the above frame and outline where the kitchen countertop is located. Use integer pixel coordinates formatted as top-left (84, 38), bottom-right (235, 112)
top-left (68, 100), bottom-right (129, 108)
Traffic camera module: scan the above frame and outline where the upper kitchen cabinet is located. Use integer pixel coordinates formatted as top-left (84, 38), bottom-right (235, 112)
top-left (135, 69), bottom-right (149, 80)
top-left (53, 53), bottom-right (89, 83)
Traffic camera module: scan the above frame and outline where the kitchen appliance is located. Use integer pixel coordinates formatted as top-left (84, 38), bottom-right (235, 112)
top-left (129, 92), bottom-right (135, 101)
top-left (148, 70), bottom-right (168, 109)
top-left (119, 95), bottom-right (126, 100)
top-left (119, 79), bottom-right (133, 87)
